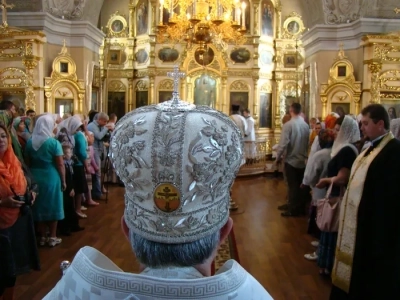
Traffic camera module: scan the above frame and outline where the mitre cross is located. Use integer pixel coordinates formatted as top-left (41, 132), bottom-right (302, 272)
top-left (167, 65), bottom-right (185, 104)
top-left (0, 0), bottom-right (14, 28)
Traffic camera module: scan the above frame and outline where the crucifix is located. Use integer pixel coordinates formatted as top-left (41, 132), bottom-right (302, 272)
top-left (167, 65), bottom-right (186, 105)
top-left (0, 0), bottom-right (14, 28)
top-left (157, 186), bottom-right (178, 212)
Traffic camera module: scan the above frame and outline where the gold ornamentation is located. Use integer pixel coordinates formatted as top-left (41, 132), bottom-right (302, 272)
top-left (108, 70), bottom-right (134, 78)
top-left (0, 41), bottom-right (24, 58)
top-left (281, 12), bottom-right (305, 40)
top-left (0, 67), bottom-right (28, 88)
top-left (44, 42), bottom-right (85, 114)
top-left (260, 82), bottom-right (272, 93)
top-left (154, 183), bottom-right (181, 213)
top-left (135, 80), bottom-right (149, 91)
top-left (0, 0), bottom-right (14, 28)
top-left (159, 79), bottom-right (174, 90)
top-left (230, 80), bottom-right (249, 91)
top-left (108, 80), bottom-right (126, 92)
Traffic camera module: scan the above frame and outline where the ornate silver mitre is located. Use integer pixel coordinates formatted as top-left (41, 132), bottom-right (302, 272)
top-left (109, 67), bottom-right (243, 244)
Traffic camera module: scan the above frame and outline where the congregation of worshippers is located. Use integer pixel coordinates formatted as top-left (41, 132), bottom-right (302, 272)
top-left (1, 97), bottom-right (400, 299)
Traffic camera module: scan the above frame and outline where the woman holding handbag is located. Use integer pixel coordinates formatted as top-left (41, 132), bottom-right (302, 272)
top-left (315, 115), bottom-right (360, 276)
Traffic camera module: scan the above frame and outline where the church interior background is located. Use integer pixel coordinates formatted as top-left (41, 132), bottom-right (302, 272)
top-left (0, 0), bottom-right (400, 173)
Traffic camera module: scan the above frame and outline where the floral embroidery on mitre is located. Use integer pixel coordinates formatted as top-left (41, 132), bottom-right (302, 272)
top-left (111, 104), bottom-right (243, 244)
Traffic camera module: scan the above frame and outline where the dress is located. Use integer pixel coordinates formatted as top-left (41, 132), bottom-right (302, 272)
top-left (44, 246), bottom-right (273, 299)
top-left (25, 138), bottom-right (64, 221)
top-left (317, 146), bottom-right (357, 272)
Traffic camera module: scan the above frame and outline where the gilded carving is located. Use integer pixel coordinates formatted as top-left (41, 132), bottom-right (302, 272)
top-left (135, 80), bottom-right (148, 91)
top-left (0, 67), bottom-right (28, 88)
top-left (159, 79), bottom-right (174, 90)
top-left (380, 70), bottom-right (400, 91)
top-left (281, 12), bottom-right (305, 40)
top-left (108, 80), bottom-right (126, 92)
top-left (105, 11), bottom-right (128, 38)
top-left (108, 70), bottom-right (134, 78)
top-left (260, 82), bottom-right (272, 93)
top-left (230, 80), bottom-right (249, 91)
top-left (0, 41), bottom-right (24, 58)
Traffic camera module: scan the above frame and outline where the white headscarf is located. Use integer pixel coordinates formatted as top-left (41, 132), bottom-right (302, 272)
top-left (57, 116), bottom-right (83, 147)
top-left (31, 114), bottom-right (56, 151)
top-left (331, 115), bottom-right (360, 158)
top-left (390, 118), bottom-right (400, 140)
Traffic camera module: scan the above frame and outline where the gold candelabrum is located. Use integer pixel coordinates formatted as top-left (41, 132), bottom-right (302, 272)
top-left (157, 0), bottom-right (247, 52)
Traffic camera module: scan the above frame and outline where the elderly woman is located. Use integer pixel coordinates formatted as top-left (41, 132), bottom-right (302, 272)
top-left (25, 115), bottom-right (65, 247)
top-left (315, 116), bottom-right (360, 276)
top-left (58, 116), bottom-right (89, 218)
top-left (0, 124), bottom-right (40, 299)
top-left (302, 129), bottom-right (335, 260)
top-left (12, 117), bottom-right (31, 151)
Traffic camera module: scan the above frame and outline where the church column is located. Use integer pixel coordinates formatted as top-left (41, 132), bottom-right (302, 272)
top-left (129, 4), bottom-right (134, 38)
top-left (252, 78), bottom-right (259, 127)
top-left (275, 4), bottom-right (282, 39)
top-left (221, 77), bottom-right (227, 113)
top-left (128, 79), bottom-right (134, 111)
top-left (274, 78), bottom-right (281, 130)
top-left (368, 62), bottom-right (382, 104)
top-left (149, 76), bottom-right (155, 104)
top-left (45, 92), bottom-right (52, 112)
top-left (181, 77), bottom-right (187, 102)
top-left (253, 1), bottom-right (260, 36)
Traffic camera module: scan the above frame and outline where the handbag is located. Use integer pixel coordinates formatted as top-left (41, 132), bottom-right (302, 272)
top-left (316, 181), bottom-right (342, 232)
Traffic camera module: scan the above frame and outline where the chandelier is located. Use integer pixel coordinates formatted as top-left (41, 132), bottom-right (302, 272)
top-left (157, 0), bottom-right (247, 52)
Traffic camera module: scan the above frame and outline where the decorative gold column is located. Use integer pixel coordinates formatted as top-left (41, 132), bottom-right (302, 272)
top-left (128, 79), bottom-right (134, 111)
top-left (368, 62), bottom-right (382, 103)
top-left (221, 77), bottom-right (227, 113)
top-left (253, 1), bottom-right (260, 36)
top-left (129, 4), bottom-right (134, 38)
top-left (45, 92), bottom-right (52, 112)
top-left (321, 95), bottom-right (328, 121)
top-left (274, 79), bottom-right (282, 129)
top-left (22, 40), bottom-right (39, 110)
top-left (252, 78), bottom-right (259, 127)
top-left (275, 5), bottom-right (282, 39)
top-left (149, 76), bottom-right (155, 104)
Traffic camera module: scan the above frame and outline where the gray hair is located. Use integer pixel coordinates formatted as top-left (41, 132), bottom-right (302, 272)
top-left (94, 112), bottom-right (109, 121)
top-left (129, 230), bottom-right (220, 268)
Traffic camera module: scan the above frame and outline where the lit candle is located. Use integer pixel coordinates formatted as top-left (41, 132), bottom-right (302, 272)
top-left (159, 0), bottom-right (164, 23)
top-left (234, 0), bottom-right (239, 22)
top-left (187, 13), bottom-right (191, 19)
top-left (193, 0), bottom-right (196, 17)
top-left (216, 0), bottom-right (220, 18)
top-left (241, 2), bottom-right (246, 28)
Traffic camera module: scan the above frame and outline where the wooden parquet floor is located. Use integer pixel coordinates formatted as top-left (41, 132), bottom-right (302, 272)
top-left (15, 175), bottom-right (331, 300)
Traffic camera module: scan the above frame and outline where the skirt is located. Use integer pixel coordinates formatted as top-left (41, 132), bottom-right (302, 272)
top-left (317, 231), bottom-right (338, 271)
top-left (73, 165), bottom-right (89, 194)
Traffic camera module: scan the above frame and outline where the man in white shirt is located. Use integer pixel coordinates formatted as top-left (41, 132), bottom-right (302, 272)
top-left (243, 108), bottom-right (256, 161)
top-left (276, 103), bottom-right (309, 217)
top-left (45, 91), bottom-right (273, 299)
top-left (230, 104), bottom-right (247, 138)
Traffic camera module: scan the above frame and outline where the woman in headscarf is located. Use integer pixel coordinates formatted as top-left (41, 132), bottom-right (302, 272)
top-left (315, 115), bottom-right (360, 276)
top-left (390, 118), bottom-right (400, 140)
top-left (302, 129), bottom-right (335, 261)
top-left (12, 117), bottom-right (31, 151)
top-left (0, 124), bottom-right (40, 299)
top-left (57, 116), bottom-right (89, 218)
top-left (25, 115), bottom-right (65, 247)
top-left (325, 112), bottom-right (340, 130)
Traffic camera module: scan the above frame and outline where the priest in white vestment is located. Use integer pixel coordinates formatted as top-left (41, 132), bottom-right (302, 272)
top-left (44, 79), bottom-right (273, 299)
top-left (243, 108), bottom-right (256, 160)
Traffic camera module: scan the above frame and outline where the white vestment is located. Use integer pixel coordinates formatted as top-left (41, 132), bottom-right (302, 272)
top-left (230, 114), bottom-right (248, 138)
top-left (44, 246), bottom-right (273, 300)
top-left (244, 116), bottom-right (256, 158)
